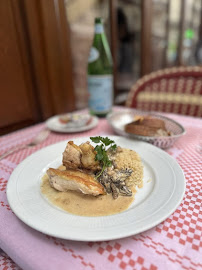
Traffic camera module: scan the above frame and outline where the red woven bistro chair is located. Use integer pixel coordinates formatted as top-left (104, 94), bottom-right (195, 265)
top-left (126, 66), bottom-right (202, 117)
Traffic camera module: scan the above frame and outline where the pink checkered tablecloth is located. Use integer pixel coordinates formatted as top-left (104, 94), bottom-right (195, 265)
top-left (0, 107), bottom-right (201, 270)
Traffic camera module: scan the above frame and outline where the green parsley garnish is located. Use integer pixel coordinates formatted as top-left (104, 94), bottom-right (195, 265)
top-left (90, 136), bottom-right (117, 178)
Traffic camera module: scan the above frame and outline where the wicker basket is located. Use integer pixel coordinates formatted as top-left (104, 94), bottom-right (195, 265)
top-left (107, 109), bottom-right (186, 149)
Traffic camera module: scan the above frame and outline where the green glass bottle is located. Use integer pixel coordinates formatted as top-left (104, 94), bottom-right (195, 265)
top-left (87, 17), bottom-right (113, 117)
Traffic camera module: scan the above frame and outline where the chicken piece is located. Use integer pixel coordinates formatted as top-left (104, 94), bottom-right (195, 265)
top-left (79, 142), bottom-right (100, 171)
top-left (47, 168), bottom-right (105, 196)
top-left (62, 141), bottom-right (100, 172)
top-left (62, 141), bottom-right (82, 169)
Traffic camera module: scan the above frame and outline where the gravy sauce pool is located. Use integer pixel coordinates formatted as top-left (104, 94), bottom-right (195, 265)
top-left (41, 171), bottom-right (135, 216)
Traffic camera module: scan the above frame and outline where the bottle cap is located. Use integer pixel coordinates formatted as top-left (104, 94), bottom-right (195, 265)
top-left (95, 17), bottom-right (102, 24)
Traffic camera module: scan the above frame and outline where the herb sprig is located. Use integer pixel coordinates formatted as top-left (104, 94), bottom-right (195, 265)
top-left (90, 136), bottom-right (117, 178)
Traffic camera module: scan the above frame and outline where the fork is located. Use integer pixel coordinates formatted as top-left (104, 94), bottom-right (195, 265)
top-left (0, 128), bottom-right (50, 161)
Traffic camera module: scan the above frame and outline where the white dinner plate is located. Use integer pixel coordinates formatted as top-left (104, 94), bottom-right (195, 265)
top-left (46, 114), bottom-right (98, 133)
top-left (7, 136), bottom-right (185, 241)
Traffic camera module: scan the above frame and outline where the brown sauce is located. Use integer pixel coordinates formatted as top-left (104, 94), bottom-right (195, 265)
top-left (40, 173), bottom-right (135, 217)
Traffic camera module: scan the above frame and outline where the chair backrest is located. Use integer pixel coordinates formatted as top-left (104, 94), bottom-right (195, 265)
top-left (126, 66), bottom-right (202, 117)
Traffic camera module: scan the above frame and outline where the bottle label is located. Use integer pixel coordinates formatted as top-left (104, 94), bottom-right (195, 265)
top-left (88, 75), bottom-right (113, 114)
top-left (88, 47), bottom-right (99, 63)
top-left (95, 24), bottom-right (104, 34)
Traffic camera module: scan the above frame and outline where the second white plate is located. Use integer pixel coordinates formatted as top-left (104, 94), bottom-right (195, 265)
top-left (46, 114), bottom-right (98, 133)
top-left (7, 136), bottom-right (185, 241)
